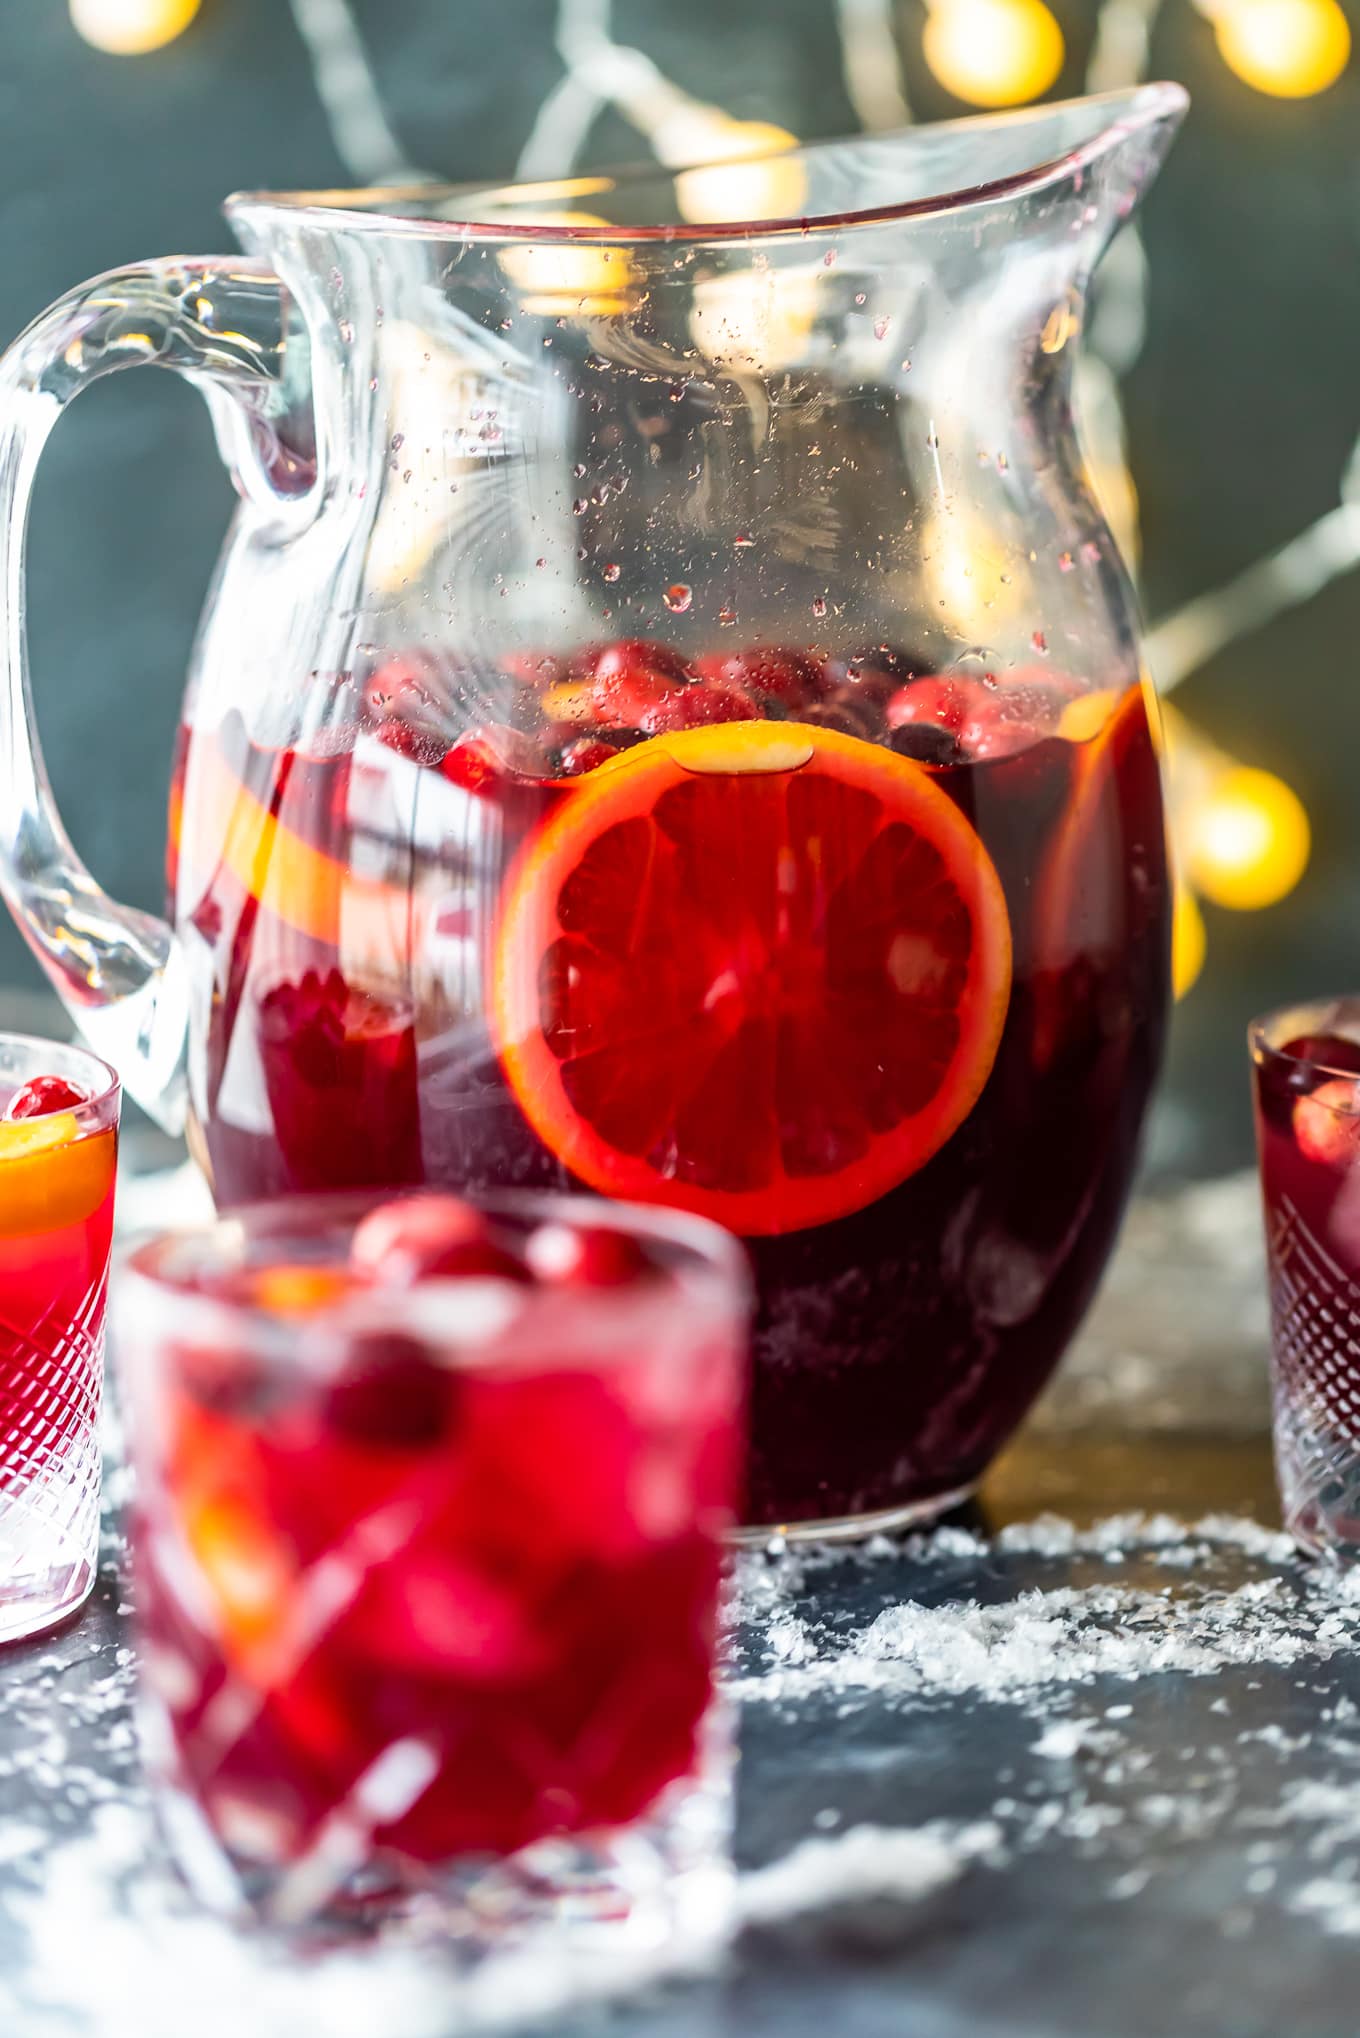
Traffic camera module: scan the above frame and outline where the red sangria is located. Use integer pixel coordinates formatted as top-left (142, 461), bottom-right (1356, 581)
top-left (0, 1034), bottom-right (120, 1641)
top-left (169, 642), bottom-right (1169, 1530)
top-left (115, 1190), bottom-right (747, 1934)
top-left (1252, 1000), bottom-right (1360, 1557)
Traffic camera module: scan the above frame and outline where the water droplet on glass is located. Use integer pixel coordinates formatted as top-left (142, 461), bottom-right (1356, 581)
top-left (573, 499), bottom-right (588, 516)
top-left (329, 265), bottom-right (343, 293)
top-left (734, 531), bottom-right (754, 548)
top-left (812, 594), bottom-right (828, 618)
top-left (368, 376), bottom-right (379, 393)
top-left (391, 434), bottom-right (405, 452)
top-left (873, 315), bottom-right (890, 340)
top-left (604, 562), bottom-right (621, 583)
top-left (1058, 550), bottom-right (1074, 573)
top-left (664, 583), bottom-right (693, 614)
top-left (338, 319), bottom-right (354, 345)
top-left (997, 452), bottom-right (1009, 472)
top-left (1082, 539), bottom-right (1102, 564)
top-left (899, 360), bottom-right (911, 374)
top-left (577, 546), bottom-right (588, 560)
top-left (1032, 630), bottom-right (1048, 654)
top-left (688, 464), bottom-right (701, 480)
top-left (535, 556), bottom-right (547, 569)
top-left (573, 462), bottom-right (587, 479)
top-left (718, 605), bottom-right (737, 626)
top-left (854, 292), bottom-right (867, 306)
top-left (823, 249), bottom-right (838, 268)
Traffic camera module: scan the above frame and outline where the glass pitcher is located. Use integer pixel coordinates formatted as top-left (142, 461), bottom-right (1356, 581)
top-left (0, 86), bottom-right (1186, 1535)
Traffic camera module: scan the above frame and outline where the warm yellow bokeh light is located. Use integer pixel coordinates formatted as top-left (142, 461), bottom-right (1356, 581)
top-left (674, 123), bottom-right (806, 227)
top-left (1213, 0), bottom-right (1350, 96)
top-left (497, 214), bottom-right (640, 318)
top-left (70, 0), bottom-right (200, 55)
top-left (1184, 766), bottom-right (1311, 911)
top-left (1172, 883), bottom-right (1207, 1000)
top-left (922, 0), bottom-right (1065, 108)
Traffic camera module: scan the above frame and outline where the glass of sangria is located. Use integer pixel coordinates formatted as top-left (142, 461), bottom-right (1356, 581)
top-left (113, 1189), bottom-right (748, 1954)
top-left (1252, 1000), bottom-right (1360, 1558)
top-left (0, 1033), bottom-right (120, 1642)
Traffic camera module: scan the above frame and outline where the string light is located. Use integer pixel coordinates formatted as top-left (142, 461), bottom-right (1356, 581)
top-left (70, 0), bottom-right (200, 54)
top-left (671, 120), bottom-right (806, 226)
top-left (1182, 764), bottom-right (1311, 911)
top-left (1172, 882), bottom-right (1207, 999)
top-left (497, 213), bottom-right (640, 317)
top-left (921, 0), bottom-right (1065, 107)
top-left (1209, 0), bottom-right (1351, 96)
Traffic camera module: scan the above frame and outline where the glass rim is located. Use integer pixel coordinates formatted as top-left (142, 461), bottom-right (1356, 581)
top-left (1249, 996), bottom-right (1360, 1079)
top-left (119, 1186), bottom-right (752, 1351)
top-left (0, 1029), bottom-right (121, 1118)
top-left (225, 83), bottom-right (1187, 248)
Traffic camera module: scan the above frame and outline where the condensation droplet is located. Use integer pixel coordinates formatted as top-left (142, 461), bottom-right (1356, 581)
top-left (368, 376), bottom-right (379, 393)
top-left (812, 594), bottom-right (828, 618)
top-left (1058, 551), bottom-right (1075, 573)
top-left (573, 499), bottom-right (588, 516)
top-left (688, 464), bottom-right (701, 480)
top-left (1082, 539), bottom-right (1102, 564)
top-left (338, 320), bottom-right (354, 345)
top-left (823, 249), bottom-right (838, 267)
top-left (997, 452), bottom-right (1009, 473)
top-left (535, 556), bottom-right (547, 569)
top-left (734, 531), bottom-right (754, 548)
top-left (873, 315), bottom-right (890, 340)
top-left (391, 434), bottom-right (405, 452)
top-left (664, 583), bottom-right (693, 614)
top-left (854, 292), bottom-right (866, 306)
top-left (1032, 630), bottom-right (1048, 654)
top-left (573, 462), bottom-right (587, 479)
top-left (718, 605), bottom-right (737, 626)
top-left (402, 469), bottom-right (412, 483)
top-left (603, 562), bottom-right (621, 582)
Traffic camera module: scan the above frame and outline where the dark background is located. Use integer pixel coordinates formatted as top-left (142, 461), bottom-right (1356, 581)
top-left (3, 0), bottom-right (1358, 1176)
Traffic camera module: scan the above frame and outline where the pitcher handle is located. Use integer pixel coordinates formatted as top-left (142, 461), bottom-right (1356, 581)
top-left (0, 257), bottom-right (310, 1133)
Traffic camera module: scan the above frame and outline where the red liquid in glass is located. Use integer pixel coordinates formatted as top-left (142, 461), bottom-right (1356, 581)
top-left (170, 647), bottom-right (1169, 1526)
top-left (0, 1102), bottom-right (116, 1510)
top-left (135, 1214), bottom-right (738, 1867)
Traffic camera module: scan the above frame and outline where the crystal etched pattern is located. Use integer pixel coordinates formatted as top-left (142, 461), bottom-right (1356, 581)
top-left (0, 1270), bottom-right (108, 1640)
top-left (1265, 1194), bottom-right (1360, 1552)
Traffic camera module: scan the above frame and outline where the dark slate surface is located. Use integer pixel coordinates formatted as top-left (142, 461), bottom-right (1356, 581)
top-left (5, 1171), bottom-right (1360, 2037)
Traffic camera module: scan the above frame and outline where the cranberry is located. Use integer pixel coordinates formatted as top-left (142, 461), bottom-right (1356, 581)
top-left (890, 721), bottom-right (962, 767)
top-left (695, 650), bottom-right (830, 714)
top-left (352, 1194), bottom-right (528, 1286)
top-left (829, 646), bottom-right (927, 707)
top-left (590, 639), bottom-right (694, 728)
top-left (959, 678), bottom-right (1067, 761)
top-left (326, 1333), bottom-right (457, 1448)
top-left (1280, 1034), bottom-right (1360, 1082)
top-left (525, 1221), bottom-right (651, 1287)
top-left (1294, 1080), bottom-right (1360, 1170)
top-left (5, 1075), bottom-right (88, 1121)
top-left (886, 676), bottom-right (989, 736)
top-left (440, 725), bottom-right (544, 795)
top-left (364, 652), bottom-right (438, 721)
top-left (637, 676), bottom-right (756, 735)
top-left (375, 718), bottom-right (450, 768)
top-left (798, 696), bottom-right (880, 740)
top-left (556, 736), bottom-right (620, 777)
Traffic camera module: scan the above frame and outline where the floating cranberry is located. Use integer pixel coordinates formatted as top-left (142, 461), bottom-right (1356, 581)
top-left (1280, 1035), bottom-right (1360, 1082)
top-left (525, 1221), bottom-right (651, 1287)
top-left (695, 649), bottom-right (830, 714)
top-left (798, 696), bottom-right (880, 740)
top-left (4, 1075), bottom-right (88, 1121)
top-left (352, 1195), bottom-right (529, 1286)
top-left (326, 1333), bottom-right (457, 1448)
top-left (590, 638), bottom-right (693, 728)
top-left (890, 722), bottom-right (962, 767)
top-left (375, 718), bottom-right (450, 768)
top-left (637, 675), bottom-right (756, 735)
top-left (440, 725), bottom-right (544, 795)
top-left (556, 736), bottom-right (620, 777)
top-left (1294, 1080), bottom-right (1360, 1170)
top-left (886, 676), bottom-right (987, 737)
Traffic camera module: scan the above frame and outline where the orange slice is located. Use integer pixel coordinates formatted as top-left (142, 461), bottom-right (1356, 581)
top-left (0, 1117), bottom-right (116, 1237)
top-left (492, 719), bottom-right (1012, 1236)
top-left (1031, 683), bottom-right (1166, 1070)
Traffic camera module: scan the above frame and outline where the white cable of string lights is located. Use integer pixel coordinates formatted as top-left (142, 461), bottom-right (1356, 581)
top-left (834, 0), bottom-right (914, 128)
top-left (1146, 437), bottom-right (1360, 692)
top-left (286, 0), bottom-right (431, 186)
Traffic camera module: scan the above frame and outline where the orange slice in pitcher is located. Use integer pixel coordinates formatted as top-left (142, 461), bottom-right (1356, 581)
top-left (492, 720), bottom-right (1012, 1236)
